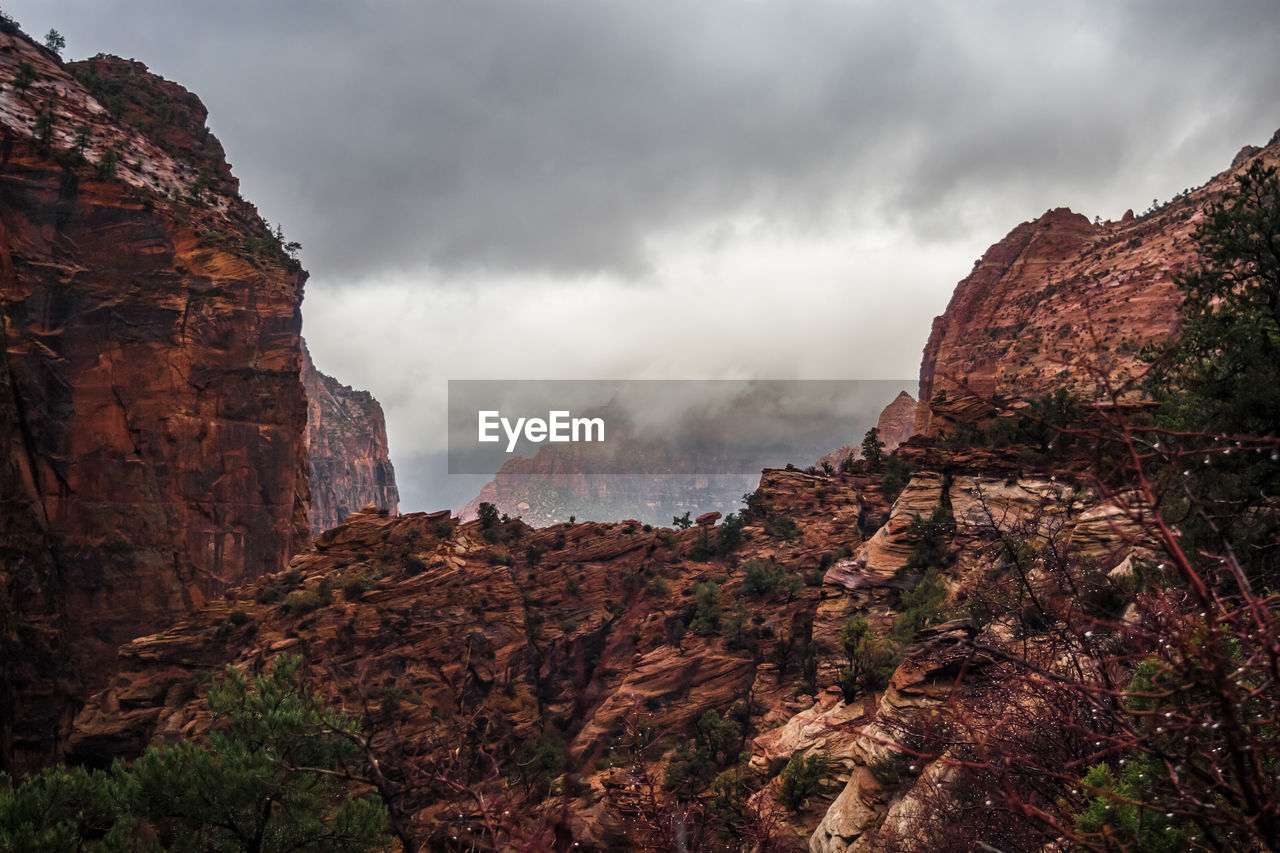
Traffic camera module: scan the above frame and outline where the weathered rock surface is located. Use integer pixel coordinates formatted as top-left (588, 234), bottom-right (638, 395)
top-left (301, 341), bottom-right (399, 533)
top-left (914, 131), bottom-right (1280, 434)
top-left (875, 391), bottom-right (916, 452)
top-left (0, 33), bottom-right (313, 769)
top-left (808, 624), bottom-right (995, 853)
top-left (67, 468), bottom-right (880, 847)
top-left (819, 390), bottom-right (917, 471)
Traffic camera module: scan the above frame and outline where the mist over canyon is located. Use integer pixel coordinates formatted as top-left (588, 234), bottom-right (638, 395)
top-left (5, 0), bottom-right (1279, 513)
top-left (2, 4), bottom-right (1280, 852)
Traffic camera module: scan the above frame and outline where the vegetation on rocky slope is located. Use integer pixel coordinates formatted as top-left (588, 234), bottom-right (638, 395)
top-left (2, 7), bottom-right (1277, 845)
top-left (0, 656), bottom-right (388, 851)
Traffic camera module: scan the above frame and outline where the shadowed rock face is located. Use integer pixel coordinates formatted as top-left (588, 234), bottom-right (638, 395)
top-left (64, 455), bottom-right (1151, 850)
top-left (0, 32), bottom-right (310, 769)
top-left (67, 467), bottom-right (880, 849)
top-left (914, 132), bottom-right (1280, 434)
top-left (301, 341), bottom-right (399, 534)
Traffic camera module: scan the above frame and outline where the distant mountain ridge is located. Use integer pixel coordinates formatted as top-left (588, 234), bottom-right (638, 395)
top-left (302, 341), bottom-right (399, 533)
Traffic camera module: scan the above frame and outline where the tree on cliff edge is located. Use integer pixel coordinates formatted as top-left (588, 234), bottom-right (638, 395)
top-left (43, 29), bottom-right (64, 56)
top-left (1148, 158), bottom-right (1280, 590)
top-left (0, 655), bottom-right (388, 852)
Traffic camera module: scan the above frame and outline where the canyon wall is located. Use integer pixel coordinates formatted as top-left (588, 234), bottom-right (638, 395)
top-left (0, 33), bottom-right (311, 768)
top-left (52, 112), bottom-right (1280, 851)
top-left (915, 130), bottom-right (1280, 433)
top-left (301, 341), bottom-right (399, 533)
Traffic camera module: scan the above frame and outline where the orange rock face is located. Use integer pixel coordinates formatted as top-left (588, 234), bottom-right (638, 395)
top-left (817, 390), bottom-right (916, 470)
top-left (0, 34), bottom-right (310, 768)
top-left (67, 468), bottom-right (881, 848)
top-left (301, 341), bottom-right (399, 534)
top-left (875, 390), bottom-right (916, 451)
top-left (914, 131), bottom-right (1280, 433)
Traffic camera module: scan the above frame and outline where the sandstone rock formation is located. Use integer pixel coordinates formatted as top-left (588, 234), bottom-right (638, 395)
top-left (67, 467), bottom-right (879, 849)
top-left (0, 32), bottom-right (313, 769)
top-left (874, 390), bottom-right (915, 452)
top-left (63, 435), bottom-right (1153, 850)
top-left (301, 341), bottom-right (399, 533)
top-left (914, 130), bottom-right (1280, 434)
top-left (22, 25), bottom-right (1275, 846)
top-left (818, 389), bottom-right (916, 471)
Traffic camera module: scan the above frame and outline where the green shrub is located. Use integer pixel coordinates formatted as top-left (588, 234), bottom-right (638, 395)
top-left (861, 427), bottom-right (885, 470)
top-left (281, 589), bottom-right (323, 616)
top-left (903, 506), bottom-right (956, 571)
top-left (716, 512), bottom-right (745, 554)
top-left (690, 581), bottom-right (722, 635)
top-left (256, 582), bottom-right (290, 604)
top-left (477, 501), bottom-right (500, 529)
top-left (0, 655), bottom-right (389, 850)
top-left (766, 514), bottom-right (801, 541)
top-left (1073, 762), bottom-right (1192, 851)
top-left (664, 710), bottom-right (742, 795)
top-left (705, 764), bottom-right (753, 833)
top-left (742, 559), bottom-right (785, 596)
top-left (724, 597), bottom-right (753, 650)
top-left (343, 577), bottom-right (373, 600)
top-left (777, 750), bottom-right (830, 812)
top-left (515, 735), bottom-right (566, 796)
top-left (890, 568), bottom-right (948, 643)
top-left (689, 527), bottom-right (714, 561)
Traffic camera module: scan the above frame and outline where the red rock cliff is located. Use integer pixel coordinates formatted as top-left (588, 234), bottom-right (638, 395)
top-left (875, 390), bottom-right (915, 451)
top-left (817, 389), bottom-right (916, 470)
top-left (0, 32), bottom-right (310, 768)
top-left (915, 131), bottom-right (1280, 433)
top-left (301, 341), bottom-right (399, 533)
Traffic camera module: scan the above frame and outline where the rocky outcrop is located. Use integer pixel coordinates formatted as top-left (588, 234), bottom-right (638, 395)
top-left (809, 625), bottom-right (992, 853)
top-left (59, 440), bottom-right (1161, 851)
top-left (0, 32), bottom-right (310, 768)
top-left (914, 132), bottom-right (1280, 434)
top-left (301, 341), bottom-right (398, 533)
top-left (818, 390), bottom-right (917, 471)
top-left (875, 391), bottom-right (915, 451)
top-left (67, 467), bottom-right (880, 847)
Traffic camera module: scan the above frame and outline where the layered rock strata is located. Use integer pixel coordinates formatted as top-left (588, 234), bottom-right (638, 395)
top-left (0, 32), bottom-right (310, 768)
top-left (301, 341), bottom-right (399, 533)
top-left (915, 131), bottom-right (1280, 433)
top-left (68, 468), bottom-right (881, 848)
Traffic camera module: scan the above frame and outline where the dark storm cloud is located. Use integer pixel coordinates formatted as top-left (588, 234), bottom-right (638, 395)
top-left (9, 0), bottom-right (1280, 281)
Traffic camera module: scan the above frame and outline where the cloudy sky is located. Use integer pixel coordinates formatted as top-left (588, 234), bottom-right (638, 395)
top-left (7, 1), bottom-right (1280, 511)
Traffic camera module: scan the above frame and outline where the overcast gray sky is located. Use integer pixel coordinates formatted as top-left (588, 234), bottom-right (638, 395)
top-left (7, 1), bottom-right (1279, 511)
